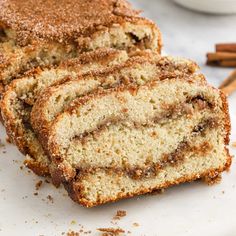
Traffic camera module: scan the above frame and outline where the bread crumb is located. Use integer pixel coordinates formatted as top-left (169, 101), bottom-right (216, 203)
top-left (113, 210), bottom-right (126, 220)
top-left (97, 228), bottom-right (125, 236)
top-left (132, 223), bottom-right (139, 227)
top-left (67, 231), bottom-right (80, 236)
top-left (47, 195), bottom-right (54, 203)
top-left (203, 172), bottom-right (222, 185)
top-left (35, 180), bottom-right (43, 190)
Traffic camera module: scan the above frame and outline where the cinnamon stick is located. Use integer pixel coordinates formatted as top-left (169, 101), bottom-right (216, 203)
top-left (207, 52), bottom-right (236, 61)
top-left (216, 43), bottom-right (236, 53)
top-left (219, 69), bottom-right (236, 95)
top-left (219, 69), bottom-right (236, 88)
top-left (206, 52), bottom-right (236, 67)
top-left (207, 60), bottom-right (236, 67)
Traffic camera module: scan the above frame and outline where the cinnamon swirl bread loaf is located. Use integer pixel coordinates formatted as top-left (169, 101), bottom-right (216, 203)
top-left (0, 0), bottom-right (162, 91)
top-left (31, 57), bottom-right (231, 206)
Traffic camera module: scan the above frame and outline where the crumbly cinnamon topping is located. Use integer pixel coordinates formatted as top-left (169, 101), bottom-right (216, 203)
top-left (0, 0), bottom-right (140, 45)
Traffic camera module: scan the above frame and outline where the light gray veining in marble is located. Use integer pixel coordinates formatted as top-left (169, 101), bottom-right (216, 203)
top-left (130, 0), bottom-right (236, 87)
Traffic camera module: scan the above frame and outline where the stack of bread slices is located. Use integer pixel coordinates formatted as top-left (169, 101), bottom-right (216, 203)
top-left (0, 0), bottom-right (231, 207)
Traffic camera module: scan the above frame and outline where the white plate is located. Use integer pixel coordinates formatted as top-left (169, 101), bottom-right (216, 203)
top-left (0, 94), bottom-right (236, 236)
top-left (174, 0), bottom-right (236, 14)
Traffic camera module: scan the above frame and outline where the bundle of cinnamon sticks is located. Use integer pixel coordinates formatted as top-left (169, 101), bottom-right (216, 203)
top-left (207, 43), bottom-right (236, 67)
top-left (207, 43), bottom-right (236, 96)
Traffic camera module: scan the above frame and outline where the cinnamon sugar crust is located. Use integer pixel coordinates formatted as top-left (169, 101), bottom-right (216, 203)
top-left (0, 0), bottom-right (159, 46)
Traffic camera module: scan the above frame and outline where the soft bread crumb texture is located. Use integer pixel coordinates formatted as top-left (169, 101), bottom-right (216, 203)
top-left (49, 78), bottom-right (221, 150)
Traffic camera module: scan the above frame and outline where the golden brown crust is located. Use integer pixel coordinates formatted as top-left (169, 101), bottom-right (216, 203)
top-left (219, 90), bottom-right (231, 145)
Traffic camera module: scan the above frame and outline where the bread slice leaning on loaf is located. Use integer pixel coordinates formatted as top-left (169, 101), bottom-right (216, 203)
top-left (0, 0), bottom-right (162, 91)
top-left (32, 72), bottom-right (231, 207)
top-left (1, 48), bottom-right (132, 176)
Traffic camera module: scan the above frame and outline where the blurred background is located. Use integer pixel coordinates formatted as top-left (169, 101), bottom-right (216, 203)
top-left (130, 0), bottom-right (236, 87)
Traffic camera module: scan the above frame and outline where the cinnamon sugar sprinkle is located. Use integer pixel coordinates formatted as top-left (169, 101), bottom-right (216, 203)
top-left (0, 0), bottom-right (139, 45)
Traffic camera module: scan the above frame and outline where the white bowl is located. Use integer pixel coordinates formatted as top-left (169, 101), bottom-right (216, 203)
top-left (174, 0), bottom-right (236, 14)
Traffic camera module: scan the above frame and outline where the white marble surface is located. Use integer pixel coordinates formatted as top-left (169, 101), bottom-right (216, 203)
top-left (1, 1), bottom-right (236, 236)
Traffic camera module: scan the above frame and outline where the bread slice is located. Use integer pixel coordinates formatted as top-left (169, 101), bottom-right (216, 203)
top-left (31, 56), bottom-right (199, 176)
top-left (1, 48), bottom-right (131, 176)
top-left (0, 0), bottom-right (162, 88)
top-left (2, 52), bottom-right (198, 177)
top-left (38, 77), bottom-right (230, 207)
